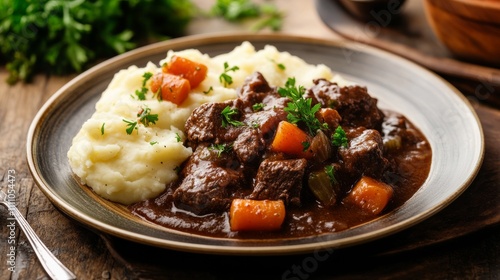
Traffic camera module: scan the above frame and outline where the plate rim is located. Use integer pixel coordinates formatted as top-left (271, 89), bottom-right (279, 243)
top-left (26, 32), bottom-right (485, 255)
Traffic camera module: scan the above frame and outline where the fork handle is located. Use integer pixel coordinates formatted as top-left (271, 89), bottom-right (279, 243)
top-left (8, 204), bottom-right (76, 280)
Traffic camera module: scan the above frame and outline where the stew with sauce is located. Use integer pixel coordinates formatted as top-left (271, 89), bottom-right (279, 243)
top-left (130, 72), bottom-right (432, 239)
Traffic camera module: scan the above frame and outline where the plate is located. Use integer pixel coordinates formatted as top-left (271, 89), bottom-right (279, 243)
top-left (27, 33), bottom-right (484, 255)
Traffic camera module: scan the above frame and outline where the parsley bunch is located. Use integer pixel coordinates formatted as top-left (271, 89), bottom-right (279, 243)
top-left (210, 0), bottom-right (283, 31)
top-left (0, 0), bottom-right (194, 84)
top-left (278, 78), bottom-right (328, 135)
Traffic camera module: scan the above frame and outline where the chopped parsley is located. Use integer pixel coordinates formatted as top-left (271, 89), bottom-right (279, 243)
top-left (219, 62), bottom-right (239, 87)
top-left (135, 72), bottom-right (153, 100)
top-left (123, 106), bottom-right (159, 135)
top-left (100, 123), bottom-right (105, 135)
top-left (150, 141), bottom-right (158, 145)
top-left (210, 143), bottom-right (232, 157)
top-left (252, 103), bottom-right (265, 111)
top-left (302, 141), bottom-right (310, 152)
top-left (332, 126), bottom-right (348, 148)
top-left (123, 119), bottom-right (138, 135)
top-left (270, 59), bottom-right (286, 70)
top-left (278, 77), bottom-right (328, 135)
top-left (203, 86), bottom-right (214, 95)
top-left (325, 165), bottom-right (337, 185)
top-left (175, 132), bottom-right (182, 142)
top-left (221, 106), bottom-right (245, 128)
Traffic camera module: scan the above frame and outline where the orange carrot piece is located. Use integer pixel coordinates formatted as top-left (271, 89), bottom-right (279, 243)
top-left (343, 176), bottom-right (393, 215)
top-left (163, 56), bottom-right (208, 88)
top-left (229, 199), bottom-right (286, 231)
top-left (150, 73), bottom-right (191, 105)
top-left (270, 121), bottom-right (313, 159)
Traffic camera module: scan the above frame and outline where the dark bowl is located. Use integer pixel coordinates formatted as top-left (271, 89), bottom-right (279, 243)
top-left (338, 0), bottom-right (407, 21)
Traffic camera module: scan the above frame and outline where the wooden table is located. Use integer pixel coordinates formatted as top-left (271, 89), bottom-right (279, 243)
top-left (1, 1), bottom-right (498, 279)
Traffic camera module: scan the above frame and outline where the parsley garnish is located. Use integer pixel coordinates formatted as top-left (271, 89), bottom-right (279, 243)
top-left (270, 59), bottom-right (286, 70)
top-left (210, 143), bottom-right (232, 157)
top-left (219, 62), bottom-right (239, 87)
top-left (332, 126), bottom-right (348, 148)
top-left (252, 103), bottom-right (265, 111)
top-left (221, 106), bottom-right (245, 128)
top-left (123, 106), bottom-right (159, 135)
top-left (278, 77), bottom-right (328, 135)
top-left (123, 119), bottom-right (138, 135)
top-left (325, 165), bottom-right (337, 185)
top-left (302, 141), bottom-right (310, 152)
top-left (100, 123), bottom-right (105, 135)
top-left (175, 133), bottom-right (182, 142)
top-left (150, 141), bottom-right (158, 145)
top-left (203, 86), bottom-right (214, 94)
top-left (135, 72), bottom-right (153, 100)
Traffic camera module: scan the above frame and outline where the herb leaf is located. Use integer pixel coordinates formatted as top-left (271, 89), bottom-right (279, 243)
top-left (252, 103), bottom-right (265, 111)
top-left (332, 126), bottom-right (348, 148)
top-left (278, 77), bottom-right (327, 135)
top-left (325, 165), bottom-right (337, 185)
top-left (221, 106), bottom-right (245, 128)
top-left (219, 62), bottom-right (239, 87)
top-left (135, 72), bottom-right (153, 100)
top-left (123, 119), bottom-right (138, 135)
top-left (203, 86), bottom-right (214, 95)
top-left (123, 106), bottom-right (159, 135)
top-left (137, 107), bottom-right (158, 127)
top-left (210, 0), bottom-right (283, 31)
top-left (209, 143), bottom-right (232, 157)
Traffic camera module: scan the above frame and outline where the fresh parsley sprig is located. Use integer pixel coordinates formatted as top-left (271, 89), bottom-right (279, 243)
top-left (219, 62), bottom-right (239, 87)
top-left (221, 106), bottom-right (245, 128)
top-left (278, 77), bottom-right (328, 135)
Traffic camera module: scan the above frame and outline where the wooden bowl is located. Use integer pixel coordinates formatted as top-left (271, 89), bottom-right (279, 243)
top-left (424, 0), bottom-right (500, 66)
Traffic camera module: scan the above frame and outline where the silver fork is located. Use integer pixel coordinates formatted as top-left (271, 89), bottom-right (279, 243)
top-left (0, 190), bottom-right (76, 280)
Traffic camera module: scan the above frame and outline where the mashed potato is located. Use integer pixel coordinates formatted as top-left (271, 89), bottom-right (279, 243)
top-left (68, 42), bottom-right (342, 204)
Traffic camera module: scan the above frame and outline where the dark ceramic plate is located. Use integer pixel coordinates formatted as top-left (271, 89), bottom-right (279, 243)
top-left (27, 34), bottom-right (483, 255)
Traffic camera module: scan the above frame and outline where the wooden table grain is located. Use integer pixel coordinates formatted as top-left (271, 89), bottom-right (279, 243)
top-left (1, 1), bottom-right (498, 279)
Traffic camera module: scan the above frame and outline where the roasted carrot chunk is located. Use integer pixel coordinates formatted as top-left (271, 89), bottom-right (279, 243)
top-left (270, 121), bottom-right (313, 159)
top-left (150, 72), bottom-right (191, 105)
top-left (343, 176), bottom-right (393, 215)
top-left (229, 199), bottom-right (286, 231)
top-left (163, 55), bottom-right (208, 88)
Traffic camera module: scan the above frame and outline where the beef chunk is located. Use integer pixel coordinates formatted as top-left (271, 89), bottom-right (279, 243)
top-left (173, 145), bottom-right (243, 215)
top-left (339, 129), bottom-right (388, 179)
top-left (249, 158), bottom-right (307, 206)
top-left (185, 99), bottom-right (244, 144)
top-left (243, 108), bottom-right (288, 142)
top-left (238, 72), bottom-right (273, 107)
top-left (233, 128), bottom-right (263, 164)
top-left (307, 79), bottom-right (384, 129)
